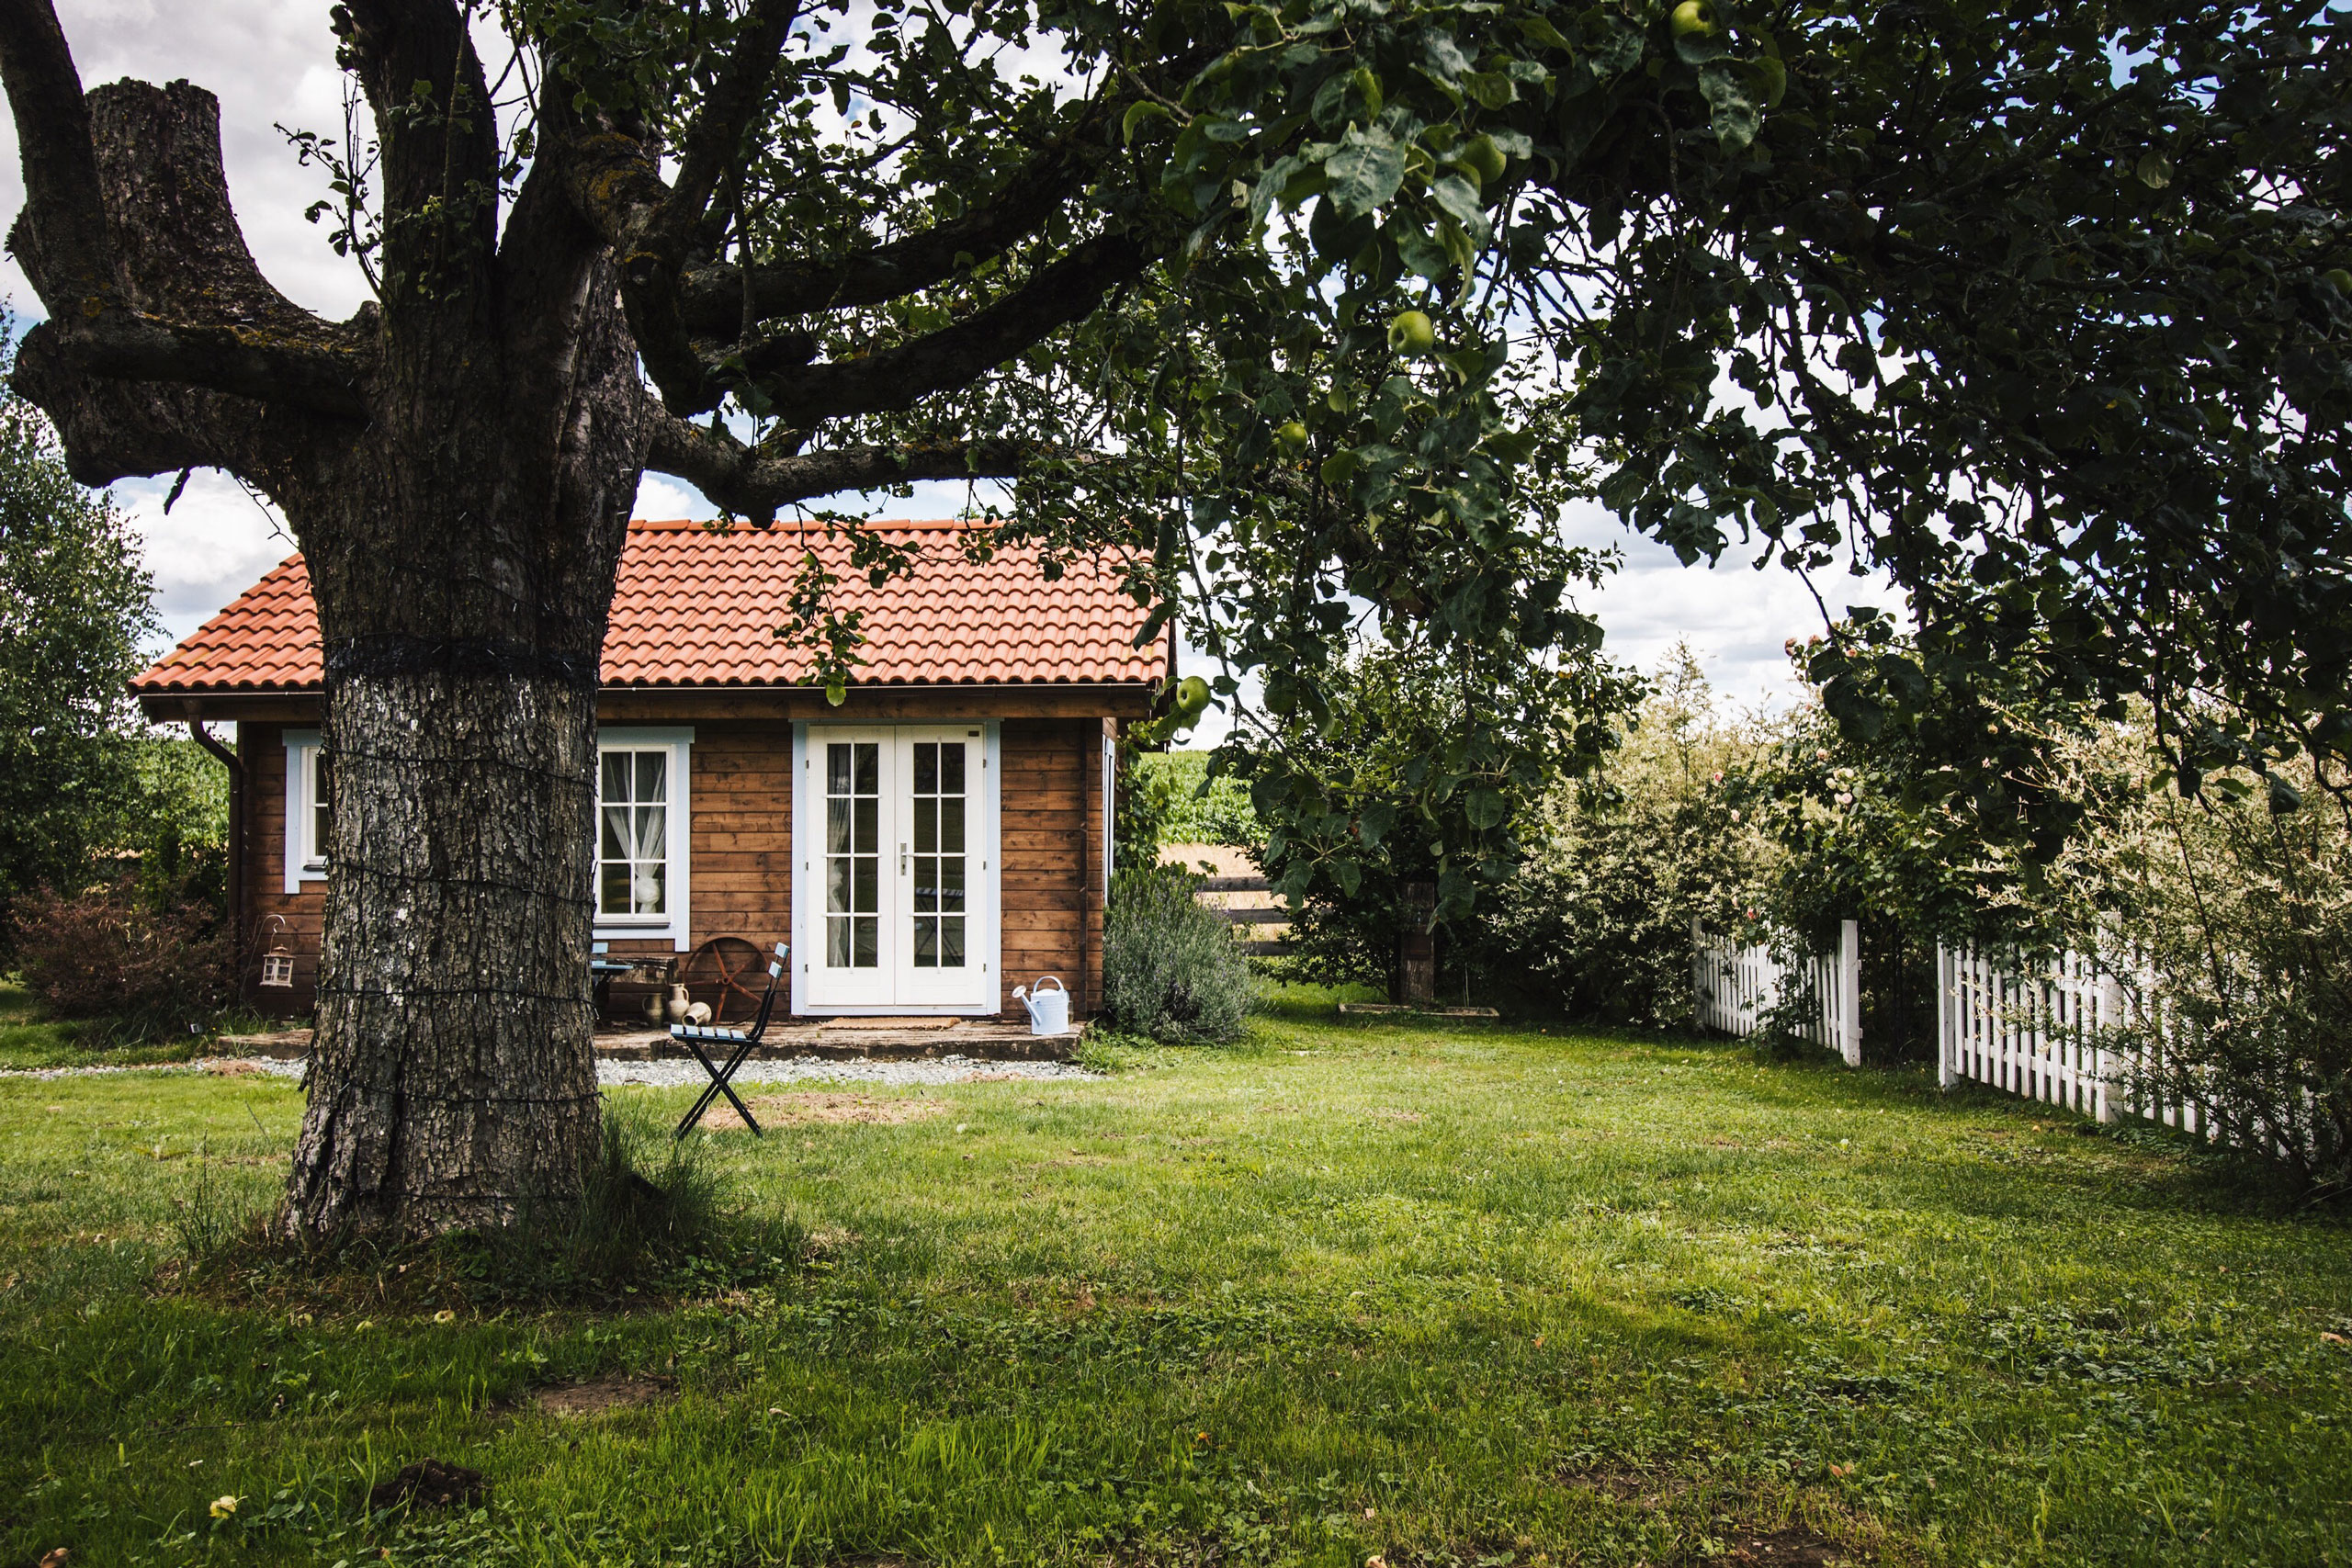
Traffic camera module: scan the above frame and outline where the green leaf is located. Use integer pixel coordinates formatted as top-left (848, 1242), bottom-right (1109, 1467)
top-left (1324, 127), bottom-right (1404, 219)
top-left (1464, 788), bottom-right (1507, 829)
top-left (1429, 174), bottom-right (1492, 248)
top-left (1698, 62), bottom-right (1758, 152)
top-left (1516, 15), bottom-right (1572, 51)
top-left (1397, 226), bottom-right (1453, 280)
top-left (1461, 71), bottom-right (1515, 110)
top-left (1122, 100), bottom-right (1171, 145)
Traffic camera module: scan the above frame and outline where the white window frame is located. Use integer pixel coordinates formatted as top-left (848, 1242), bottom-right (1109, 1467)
top-left (283, 729), bottom-right (327, 893)
top-left (594, 728), bottom-right (695, 952)
top-left (791, 721), bottom-right (1000, 1015)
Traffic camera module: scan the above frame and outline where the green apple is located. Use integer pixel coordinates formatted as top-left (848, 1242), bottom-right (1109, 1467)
top-left (1387, 310), bottom-right (1437, 355)
top-left (1275, 419), bottom-right (1309, 454)
top-left (2325, 268), bottom-right (2352, 296)
top-left (1670, 0), bottom-right (1718, 39)
top-left (1175, 675), bottom-right (1212, 716)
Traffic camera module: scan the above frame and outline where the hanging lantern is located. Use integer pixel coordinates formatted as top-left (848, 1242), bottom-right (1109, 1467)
top-left (259, 915), bottom-right (295, 989)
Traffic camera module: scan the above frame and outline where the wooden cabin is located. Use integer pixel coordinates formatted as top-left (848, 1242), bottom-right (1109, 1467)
top-left (131, 519), bottom-right (1165, 1023)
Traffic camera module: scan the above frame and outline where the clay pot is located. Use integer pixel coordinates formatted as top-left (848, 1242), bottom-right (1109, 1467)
top-left (665, 984), bottom-right (693, 1024)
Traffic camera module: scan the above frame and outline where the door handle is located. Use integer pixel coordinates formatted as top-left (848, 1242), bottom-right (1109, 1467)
top-left (900, 842), bottom-right (909, 874)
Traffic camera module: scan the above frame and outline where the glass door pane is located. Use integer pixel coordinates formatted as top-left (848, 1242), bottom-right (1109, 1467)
top-left (909, 740), bottom-right (967, 968)
top-left (824, 741), bottom-right (880, 966)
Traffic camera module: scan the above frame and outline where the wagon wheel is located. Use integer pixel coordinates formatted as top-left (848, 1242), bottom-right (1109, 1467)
top-left (679, 936), bottom-right (767, 1023)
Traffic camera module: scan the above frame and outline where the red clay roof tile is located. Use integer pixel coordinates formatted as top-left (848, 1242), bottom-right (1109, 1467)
top-left (133, 519), bottom-right (1166, 693)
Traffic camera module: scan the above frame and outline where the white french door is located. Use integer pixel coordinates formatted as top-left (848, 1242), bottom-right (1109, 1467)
top-left (795, 724), bottom-right (998, 1013)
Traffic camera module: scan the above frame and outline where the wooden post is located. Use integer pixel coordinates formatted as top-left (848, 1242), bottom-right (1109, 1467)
top-left (1398, 881), bottom-right (1436, 1007)
top-left (1838, 918), bottom-right (1862, 1066)
top-left (1936, 942), bottom-right (1956, 1088)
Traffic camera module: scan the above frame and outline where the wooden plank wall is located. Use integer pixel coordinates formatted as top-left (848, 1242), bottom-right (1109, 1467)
top-left (998, 717), bottom-right (1095, 1014)
top-left (242, 715), bottom-right (1108, 1021)
top-left (242, 724), bottom-right (326, 1013)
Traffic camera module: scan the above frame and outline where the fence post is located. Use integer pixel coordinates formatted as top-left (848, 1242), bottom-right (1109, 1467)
top-left (2095, 966), bottom-right (2121, 1123)
top-left (1936, 942), bottom-right (1955, 1088)
top-left (1690, 916), bottom-right (1705, 1032)
top-left (1838, 919), bottom-right (1861, 1066)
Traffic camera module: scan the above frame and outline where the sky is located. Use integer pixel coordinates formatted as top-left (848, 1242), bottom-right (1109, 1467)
top-left (2, 0), bottom-right (1904, 716)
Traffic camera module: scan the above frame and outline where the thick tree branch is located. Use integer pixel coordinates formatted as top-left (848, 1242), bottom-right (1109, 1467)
top-left (0, 0), bottom-right (117, 307)
top-left (771, 231), bottom-right (1151, 426)
top-left (24, 311), bottom-right (365, 418)
top-left (650, 0), bottom-right (799, 260)
top-left (0, 15), bottom-right (367, 450)
top-left (675, 119), bottom-right (1110, 331)
top-left (646, 417), bottom-right (1035, 518)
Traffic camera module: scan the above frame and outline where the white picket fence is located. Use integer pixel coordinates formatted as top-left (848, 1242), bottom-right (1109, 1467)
top-left (1936, 942), bottom-right (2236, 1140)
top-left (1690, 918), bottom-right (1861, 1066)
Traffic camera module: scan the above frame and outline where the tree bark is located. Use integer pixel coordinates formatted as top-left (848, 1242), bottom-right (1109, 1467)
top-left (277, 217), bottom-right (645, 1236)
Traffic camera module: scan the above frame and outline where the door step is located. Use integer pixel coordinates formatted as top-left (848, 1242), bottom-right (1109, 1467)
top-left (594, 1018), bottom-right (1080, 1062)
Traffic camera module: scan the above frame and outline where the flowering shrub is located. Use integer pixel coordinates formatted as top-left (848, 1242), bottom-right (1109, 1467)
top-left (12, 875), bottom-right (232, 1037)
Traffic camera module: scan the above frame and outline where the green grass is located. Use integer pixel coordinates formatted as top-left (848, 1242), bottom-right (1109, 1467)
top-left (3, 1002), bottom-right (2349, 1567)
top-left (0, 978), bottom-right (241, 1069)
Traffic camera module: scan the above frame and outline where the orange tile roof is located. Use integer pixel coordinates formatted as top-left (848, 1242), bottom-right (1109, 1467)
top-left (134, 519), bottom-right (1167, 694)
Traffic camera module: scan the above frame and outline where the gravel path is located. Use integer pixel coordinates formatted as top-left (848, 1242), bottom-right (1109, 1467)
top-left (599, 1055), bottom-right (1099, 1089)
top-left (3, 1055), bottom-right (1097, 1087)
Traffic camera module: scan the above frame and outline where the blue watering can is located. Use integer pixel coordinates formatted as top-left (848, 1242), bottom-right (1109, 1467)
top-left (1013, 975), bottom-right (1069, 1035)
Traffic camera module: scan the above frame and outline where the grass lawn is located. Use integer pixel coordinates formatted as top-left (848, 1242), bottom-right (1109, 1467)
top-left (3, 994), bottom-right (2348, 1567)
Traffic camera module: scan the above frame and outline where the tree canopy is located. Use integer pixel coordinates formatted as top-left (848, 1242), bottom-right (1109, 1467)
top-left (507, 0), bottom-right (2346, 902)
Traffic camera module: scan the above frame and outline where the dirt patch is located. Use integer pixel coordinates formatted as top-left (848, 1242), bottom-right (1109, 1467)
top-left (368, 1458), bottom-right (487, 1511)
top-left (1566, 1465), bottom-right (1692, 1507)
top-left (699, 1092), bottom-right (947, 1132)
top-left (198, 1059), bottom-right (270, 1077)
top-left (534, 1373), bottom-right (674, 1416)
top-left (1713, 1527), bottom-right (1860, 1565)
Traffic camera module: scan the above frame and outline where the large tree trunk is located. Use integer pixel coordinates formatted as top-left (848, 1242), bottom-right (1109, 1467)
top-left (279, 254), bottom-right (647, 1238)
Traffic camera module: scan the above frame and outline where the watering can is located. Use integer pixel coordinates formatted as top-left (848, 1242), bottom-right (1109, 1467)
top-left (1013, 976), bottom-right (1069, 1036)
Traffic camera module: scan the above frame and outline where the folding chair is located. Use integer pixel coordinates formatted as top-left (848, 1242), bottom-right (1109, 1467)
top-left (672, 942), bottom-right (787, 1138)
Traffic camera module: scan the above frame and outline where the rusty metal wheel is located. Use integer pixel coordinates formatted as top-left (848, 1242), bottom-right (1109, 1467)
top-left (679, 935), bottom-right (768, 1022)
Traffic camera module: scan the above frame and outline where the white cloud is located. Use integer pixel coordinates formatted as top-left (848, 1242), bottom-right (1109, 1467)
top-left (1560, 500), bottom-right (1907, 713)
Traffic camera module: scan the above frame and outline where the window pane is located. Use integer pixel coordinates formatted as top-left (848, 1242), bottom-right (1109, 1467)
top-left (827, 856), bottom-right (850, 914)
top-left (853, 856), bottom-right (876, 913)
top-left (914, 856), bottom-right (936, 913)
top-left (913, 796), bottom-right (936, 854)
top-left (827, 798), bottom-right (851, 854)
top-left (853, 742), bottom-right (877, 795)
top-left (938, 856), bottom-right (965, 912)
top-left (603, 750), bottom-right (631, 802)
top-left (632, 863), bottom-right (665, 914)
top-left (827, 742), bottom-right (850, 795)
top-left (853, 916), bottom-right (877, 967)
top-left (914, 742), bottom-right (936, 795)
top-left (854, 796), bottom-right (876, 852)
top-left (913, 919), bottom-right (937, 967)
top-left (941, 917), bottom-right (965, 967)
top-left (634, 751), bottom-right (666, 802)
top-left (633, 805), bottom-right (666, 860)
top-left (828, 916), bottom-right (850, 967)
top-left (313, 798), bottom-right (331, 863)
top-left (601, 807), bottom-right (630, 859)
top-left (601, 862), bottom-right (630, 915)
top-left (941, 742), bottom-right (965, 795)
top-left (940, 797), bottom-right (965, 853)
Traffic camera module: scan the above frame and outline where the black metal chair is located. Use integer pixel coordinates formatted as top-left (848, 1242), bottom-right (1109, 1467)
top-left (672, 942), bottom-right (787, 1138)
